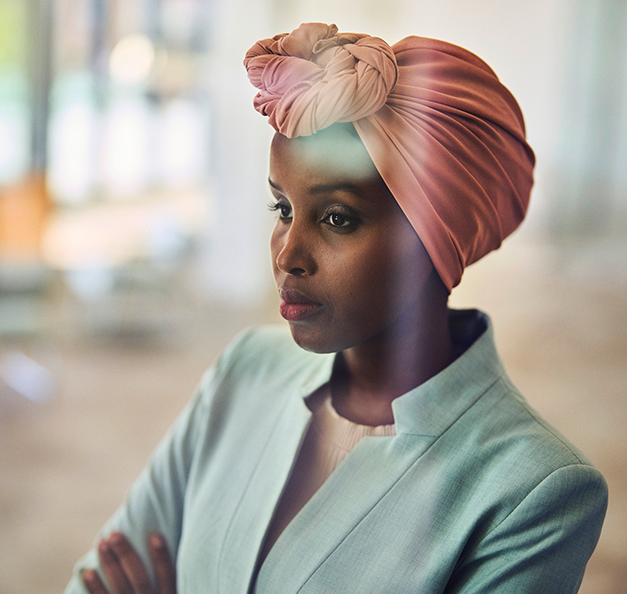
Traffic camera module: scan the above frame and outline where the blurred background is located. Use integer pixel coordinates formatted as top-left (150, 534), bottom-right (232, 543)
top-left (0, 0), bottom-right (625, 592)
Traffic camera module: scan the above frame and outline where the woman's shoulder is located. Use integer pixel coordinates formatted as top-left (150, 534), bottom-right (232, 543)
top-left (418, 309), bottom-right (605, 490)
top-left (449, 368), bottom-right (607, 505)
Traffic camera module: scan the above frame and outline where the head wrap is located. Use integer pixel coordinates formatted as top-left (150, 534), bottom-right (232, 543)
top-left (245, 23), bottom-right (535, 290)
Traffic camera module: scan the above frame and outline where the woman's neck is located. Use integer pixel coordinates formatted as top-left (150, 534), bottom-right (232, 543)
top-left (332, 294), bottom-right (455, 426)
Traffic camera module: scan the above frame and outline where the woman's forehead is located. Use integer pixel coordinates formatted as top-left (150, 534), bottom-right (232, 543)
top-left (270, 125), bottom-right (379, 183)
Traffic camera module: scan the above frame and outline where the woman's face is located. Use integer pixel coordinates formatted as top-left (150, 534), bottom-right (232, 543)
top-left (269, 124), bottom-right (435, 354)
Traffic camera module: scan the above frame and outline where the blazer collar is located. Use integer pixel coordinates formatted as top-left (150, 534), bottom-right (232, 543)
top-left (393, 309), bottom-right (506, 436)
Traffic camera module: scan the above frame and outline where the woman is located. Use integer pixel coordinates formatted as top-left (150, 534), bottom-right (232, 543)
top-left (68, 23), bottom-right (607, 594)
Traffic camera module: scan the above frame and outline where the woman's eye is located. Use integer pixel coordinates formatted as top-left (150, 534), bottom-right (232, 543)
top-left (326, 212), bottom-right (353, 228)
top-left (267, 201), bottom-right (292, 220)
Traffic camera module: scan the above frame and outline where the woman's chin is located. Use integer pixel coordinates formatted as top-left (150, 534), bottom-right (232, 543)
top-left (288, 323), bottom-right (341, 354)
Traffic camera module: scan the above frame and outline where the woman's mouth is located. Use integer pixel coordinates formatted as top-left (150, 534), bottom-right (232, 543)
top-left (279, 288), bottom-right (323, 322)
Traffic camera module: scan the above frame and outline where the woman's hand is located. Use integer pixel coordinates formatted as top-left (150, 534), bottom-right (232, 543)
top-left (81, 532), bottom-right (176, 594)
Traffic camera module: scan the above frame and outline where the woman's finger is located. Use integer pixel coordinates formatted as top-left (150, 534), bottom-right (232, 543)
top-left (106, 532), bottom-right (153, 594)
top-left (81, 568), bottom-right (111, 594)
top-left (148, 533), bottom-right (177, 594)
top-left (97, 537), bottom-right (138, 594)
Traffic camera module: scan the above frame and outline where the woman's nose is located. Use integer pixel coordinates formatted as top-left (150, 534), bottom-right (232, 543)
top-left (275, 226), bottom-right (316, 277)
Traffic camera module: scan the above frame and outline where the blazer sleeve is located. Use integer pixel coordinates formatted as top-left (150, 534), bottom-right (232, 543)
top-left (64, 329), bottom-right (255, 594)
top-left (445, 463), bottom-right (608, 594)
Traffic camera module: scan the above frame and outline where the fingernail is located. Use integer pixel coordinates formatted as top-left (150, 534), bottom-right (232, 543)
top-left (109, 532), bottom-right (123, 545)
top-left (98, 540), bottom-right (110, 554)
top-left (82, 569), bottom-right (96, 583)
top-left (150, 533), bottom-right (164, 549)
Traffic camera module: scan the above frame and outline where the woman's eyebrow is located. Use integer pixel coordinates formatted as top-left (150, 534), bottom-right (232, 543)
top-left (308, 182), bottom-right (363, 197)
top-left (268, 179), bottom-right (364, 199)
top-left (268, 178), bottom-right (282, 192)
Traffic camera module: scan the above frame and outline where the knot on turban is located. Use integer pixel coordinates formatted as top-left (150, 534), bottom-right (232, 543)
top-left (244, 22), bottom-right (398, 137)
top-left (245, 24), bottom-right (535, 291)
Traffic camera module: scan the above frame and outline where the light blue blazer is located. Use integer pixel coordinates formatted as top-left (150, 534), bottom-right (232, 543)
top-left (66, 310), bottom-right (607, 593)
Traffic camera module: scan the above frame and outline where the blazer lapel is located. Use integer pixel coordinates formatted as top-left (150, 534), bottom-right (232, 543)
top-left (254, 431), bottom-right (435, 593)
top-left (216, 390), bottom-right (312, 594)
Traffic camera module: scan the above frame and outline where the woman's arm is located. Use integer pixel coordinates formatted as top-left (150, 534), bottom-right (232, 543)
top-left (64, 329), bottom-right (255, 594)
top-left (64, 383), bottom-right (206, 594)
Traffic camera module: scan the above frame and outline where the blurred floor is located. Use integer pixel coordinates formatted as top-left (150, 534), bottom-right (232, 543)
top-left (0, 235), bottom-right (625, 594)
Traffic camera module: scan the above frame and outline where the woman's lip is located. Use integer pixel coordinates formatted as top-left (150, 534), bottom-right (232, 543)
top-left (278, 288), bottom-right (323, 321)
top-left (279, 288), bottom-right (320, 305)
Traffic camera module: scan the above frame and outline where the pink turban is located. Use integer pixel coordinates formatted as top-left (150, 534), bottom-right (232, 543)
top-left (244, 23), bottom-right (535, 290)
